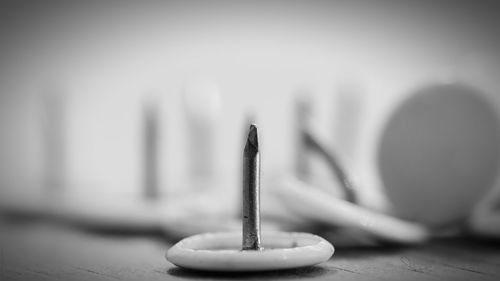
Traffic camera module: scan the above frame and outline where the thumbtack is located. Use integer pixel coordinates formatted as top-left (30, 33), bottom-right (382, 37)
top-left (293, 91), bottom-right (358, 203)
top-left (166, 124), bottom-right (334, 272)
top-left (304, 131), bottom-right (358, 203)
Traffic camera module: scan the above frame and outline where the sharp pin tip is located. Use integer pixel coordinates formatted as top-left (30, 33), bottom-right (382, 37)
top-left (248, 124), bottom-right (258, 147)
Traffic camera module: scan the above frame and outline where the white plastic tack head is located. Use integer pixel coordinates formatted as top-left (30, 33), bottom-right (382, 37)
top-left (166, 124), bottom-right (334, 271)
top-left (378, 83), bottom-right (500, 227)
top-left (167, 231), bottom-right (334, 272)
top-left (272, 175), bottom-right (429, 245)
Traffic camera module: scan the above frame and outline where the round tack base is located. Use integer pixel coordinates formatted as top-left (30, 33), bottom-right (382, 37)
top-left (166, 231), bottom-right (334, 272)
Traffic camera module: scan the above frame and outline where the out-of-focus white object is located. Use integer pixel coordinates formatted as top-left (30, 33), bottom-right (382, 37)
top-left (292, 91), bottom-right (355, 201)
top-left (0, 89), bottom-right (67, 217)
top-left (278, 85), bottom-right (428, 246)
top-left (0, 85), bottom-right (241, 238)
top-left (270, 176), bottom-right (430, 245)
top-left (333, 77), bottom-right (365, 172)
top-left (142, 96), bottom-right (161, 200)
top-left (0, 187), bottom-right (245, 238)
top-left (377, 83), bottom-right (500, 228)
top-left (182, 78), bottom-right (222, 188)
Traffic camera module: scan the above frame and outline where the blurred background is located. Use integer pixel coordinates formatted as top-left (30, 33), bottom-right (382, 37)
top-left (1, 0), bottom-right (500, 230)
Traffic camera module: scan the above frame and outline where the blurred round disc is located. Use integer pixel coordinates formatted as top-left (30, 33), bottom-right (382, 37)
top-left (378, 83), bottom-right (500, 227)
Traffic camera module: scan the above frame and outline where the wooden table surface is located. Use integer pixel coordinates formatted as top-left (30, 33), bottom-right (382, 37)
top-left (1, 218), bottom-right (500, 281)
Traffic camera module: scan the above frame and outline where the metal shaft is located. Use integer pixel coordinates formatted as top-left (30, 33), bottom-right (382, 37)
top-left (304, 131), bottom-right (357, 203)
top-left (143, 102), bottom-right (159, 200)
top-left (295, 94), bottom-right (312, 180)
top-left (242, 124), bottom-right (261, 250)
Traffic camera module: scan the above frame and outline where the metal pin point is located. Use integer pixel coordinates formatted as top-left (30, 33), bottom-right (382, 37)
top-left (237, 114), bottom-right (256, 218)
top-left (242, 124), bottom-right (261, 250)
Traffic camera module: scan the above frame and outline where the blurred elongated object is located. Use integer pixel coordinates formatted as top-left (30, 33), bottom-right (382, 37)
top-left (271, 175), bottom-right (429, 245)
top-left (293, 90), bottom-right (358, 203)
top-left (182, 78), bottom-right (222, 189)
top-left (6, 87), bottom-right (67, 215)
top-left (303, 130), bottom-right (357, 203)
top-left (42, 88), bottom-right (67, 195)
top-left (332, 77), bottom-right (365, 172)
top-left (0, 89), bottom-right (61, 217)
top-left (142, 96), bottom-right (160, 200)
top-left (292, 90), bottom-right (357, 202)
top-left (377, 83), bottom-right (500, 228)
top-left (294, 91), bottom-right (313, 181)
